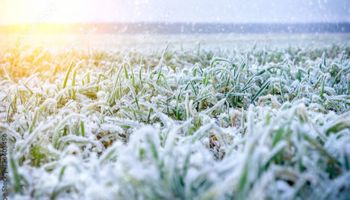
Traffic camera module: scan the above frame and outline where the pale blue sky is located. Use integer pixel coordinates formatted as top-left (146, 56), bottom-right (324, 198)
top-left (0, 0), bottom-right (349, 24)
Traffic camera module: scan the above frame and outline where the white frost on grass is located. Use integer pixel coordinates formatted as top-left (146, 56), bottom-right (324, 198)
top-left (1, 43), bottom-right (350, 199)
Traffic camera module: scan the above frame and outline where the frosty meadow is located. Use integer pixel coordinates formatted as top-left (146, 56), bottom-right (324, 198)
top-left (0, 33), bottom-right (349, 199)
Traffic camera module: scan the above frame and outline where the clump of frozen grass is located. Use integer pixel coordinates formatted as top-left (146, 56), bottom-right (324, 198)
top-left (0, 43), bottom-right (350, 199)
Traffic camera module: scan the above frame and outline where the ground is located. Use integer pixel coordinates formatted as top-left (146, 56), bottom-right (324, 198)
top-left (0, 34), bottom-right (350, 199)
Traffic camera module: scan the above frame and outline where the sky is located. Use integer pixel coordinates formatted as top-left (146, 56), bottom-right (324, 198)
top-left (0, 0), bottom-right (349, 24)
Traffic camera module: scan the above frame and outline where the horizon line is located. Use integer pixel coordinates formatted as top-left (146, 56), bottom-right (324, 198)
top-left (1, 21), bottom-right (350, 26)
top-left (1, 22), bottom-right (350, 34)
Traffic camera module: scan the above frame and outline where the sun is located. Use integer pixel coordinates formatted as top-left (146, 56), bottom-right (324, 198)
top-left (0, 0), bottom-right (90, 25)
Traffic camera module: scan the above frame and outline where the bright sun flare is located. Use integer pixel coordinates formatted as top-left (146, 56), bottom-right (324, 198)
top-left (0, 0), bottom-right (91, 24)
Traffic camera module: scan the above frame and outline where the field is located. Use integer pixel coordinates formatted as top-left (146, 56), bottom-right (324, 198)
top-left (1, 34), bottom-right (350, 199)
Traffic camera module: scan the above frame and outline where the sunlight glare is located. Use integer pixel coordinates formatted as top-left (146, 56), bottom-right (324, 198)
top-left (0, 0), bottom-right (92, 24)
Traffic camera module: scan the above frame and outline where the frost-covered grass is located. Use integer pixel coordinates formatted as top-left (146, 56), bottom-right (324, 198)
top-left (1, 42), bottom-right (350, 199)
